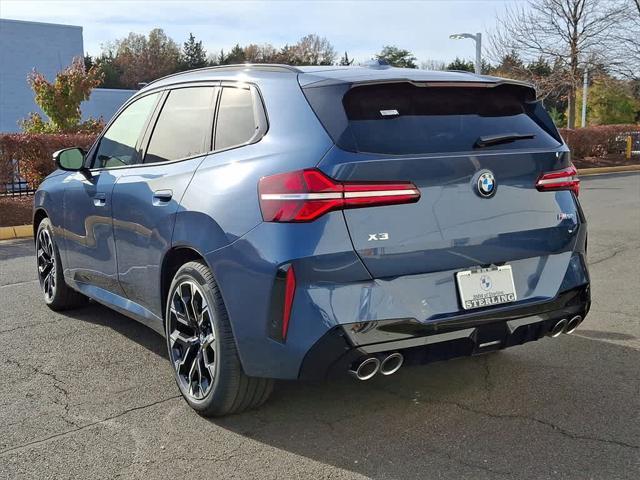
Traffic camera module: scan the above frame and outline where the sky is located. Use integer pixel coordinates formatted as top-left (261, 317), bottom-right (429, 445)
top-left (1, 0), bottom-right (525, 65)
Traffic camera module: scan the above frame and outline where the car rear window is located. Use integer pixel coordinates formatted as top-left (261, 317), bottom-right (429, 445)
top-left (303, 82), bottom-right (561, 155)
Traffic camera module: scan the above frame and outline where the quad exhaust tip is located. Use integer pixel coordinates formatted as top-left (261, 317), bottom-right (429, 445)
top-left (349, 357), bottom-right (380, 381)
top-left (548, 318), bottom-right (568, 338)
top-left (565, 315), bottom-right (583, 334)
top-left (380, 352), bottom-right (404, 376)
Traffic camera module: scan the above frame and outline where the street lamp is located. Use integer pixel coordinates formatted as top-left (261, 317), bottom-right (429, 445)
top-left (449, 32), bottom-right (482, 75)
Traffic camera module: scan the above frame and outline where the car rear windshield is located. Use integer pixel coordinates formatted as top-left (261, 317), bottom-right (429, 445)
top-left (302, 82), bottom-right (562, 155)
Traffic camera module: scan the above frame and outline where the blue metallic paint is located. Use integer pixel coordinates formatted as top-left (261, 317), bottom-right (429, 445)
top-left (34, 65), bottom-right (590, 380)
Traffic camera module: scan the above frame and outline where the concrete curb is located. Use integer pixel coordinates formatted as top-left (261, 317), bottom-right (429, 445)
top-left (0, 165), bottom-right (638, 241)
top-left (578, 165), bottom-right (640, 176)
top-left (0, 225), bottom-right (32, 241)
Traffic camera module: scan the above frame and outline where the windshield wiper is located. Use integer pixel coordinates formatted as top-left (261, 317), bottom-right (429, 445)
top-left (474, 132), bottom-right (536, 148)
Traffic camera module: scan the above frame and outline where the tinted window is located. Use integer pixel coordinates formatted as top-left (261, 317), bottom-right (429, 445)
top-left (304, 82), bottom-right (561, 155)
top-left (215, 87), bottom-right (257, 150)
top-left (145, 87), bottom-right (217, 163)
top-left (94, 93), bottom-right (159, 168)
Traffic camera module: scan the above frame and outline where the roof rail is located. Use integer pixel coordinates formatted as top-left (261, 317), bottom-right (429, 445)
top-left (144, 63), bottom-right (302, 88)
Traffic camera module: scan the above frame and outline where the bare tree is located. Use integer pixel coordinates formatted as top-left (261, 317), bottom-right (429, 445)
top-left (420, 59), bottom-right (446, 71)
top-left (609, 0), bottom-right (640, 80)
top-left (294, 35), bottom-right (337, 65)
top-left (492, 0), bottom-right (625, 128)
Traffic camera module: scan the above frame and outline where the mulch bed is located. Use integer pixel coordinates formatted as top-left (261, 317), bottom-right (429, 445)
top-left (572, 154), bottom-right (638, 169)
top-left (0, 195), bottom-right (33, 227)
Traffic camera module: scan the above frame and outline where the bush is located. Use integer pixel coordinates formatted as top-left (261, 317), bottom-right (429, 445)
top-left (0, 133), bottom-right (97, 190)
top-left (558, 124), bottom-right (639, 162)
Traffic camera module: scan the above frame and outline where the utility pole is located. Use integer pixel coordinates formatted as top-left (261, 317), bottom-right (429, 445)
top-left (449, 32), bottom-right (482, 74)
top-left (474, 33), bottom-right (482, 75)
top-left (581, 69), bottom-right (588, 128)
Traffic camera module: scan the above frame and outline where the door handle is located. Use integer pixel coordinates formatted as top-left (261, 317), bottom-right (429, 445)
top-left (93, 193), bottom-right (106, 207)
top-left (152, 189), bottom-right (173, 205)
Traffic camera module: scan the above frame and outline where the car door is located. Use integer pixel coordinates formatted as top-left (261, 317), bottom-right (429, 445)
top-left (111, 85), bottom-right (219, 319)
top-left (63, 92), bottom-right (161, 295)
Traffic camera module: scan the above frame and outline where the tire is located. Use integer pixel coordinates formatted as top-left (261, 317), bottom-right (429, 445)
top-left (165, 260), bottom-right (273, 416)
top-left (36, 217), bottom-right (87, 311)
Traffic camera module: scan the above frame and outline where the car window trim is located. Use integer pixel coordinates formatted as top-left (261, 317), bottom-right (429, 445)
top-left (141, 85), bottom-right (220, 165)
top-left (214, 82), bottom-right (269, 152)
top-left (87, 80), bottom-right (268, 173)
top-left (87, 90), bottom-right (164, 170)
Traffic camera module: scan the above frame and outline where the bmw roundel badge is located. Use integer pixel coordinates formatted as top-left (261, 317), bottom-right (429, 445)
top-left (475, 171), bottom-right (497, 198)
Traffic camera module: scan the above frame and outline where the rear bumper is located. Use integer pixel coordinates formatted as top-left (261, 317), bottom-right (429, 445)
top-left (298, 283), bottom-right (590, 380)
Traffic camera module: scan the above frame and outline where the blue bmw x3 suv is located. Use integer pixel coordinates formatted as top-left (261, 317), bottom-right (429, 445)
top-left (34, 63), bottom-right (590, 416)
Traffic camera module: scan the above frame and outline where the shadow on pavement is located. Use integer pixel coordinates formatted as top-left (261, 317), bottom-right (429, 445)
top-left (209, 334), bottom-right (639, 479)
top-left (63, 301), bottom-right (168, 360)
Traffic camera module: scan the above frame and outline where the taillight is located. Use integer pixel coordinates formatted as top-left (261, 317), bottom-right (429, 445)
top-left (259, 168), bottom-right (420, 222)
top-left (535, 164), bottom-right (580, 196)
top-left (281, 266), bottom-right (296, 340)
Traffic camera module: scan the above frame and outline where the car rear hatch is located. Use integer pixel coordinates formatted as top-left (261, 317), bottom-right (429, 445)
top-left (301, 76), bottom-right (584, 311)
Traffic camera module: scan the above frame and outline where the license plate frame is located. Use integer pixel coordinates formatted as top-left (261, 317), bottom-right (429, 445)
top-left (456, 265), bottom-right (517, 310)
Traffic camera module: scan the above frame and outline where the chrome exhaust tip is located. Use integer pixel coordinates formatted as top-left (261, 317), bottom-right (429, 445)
top-left (349, 357), bottom-right (380, 381)
top-left (548, 318), bottom-right (568, 338)
top-left (565, 315), bottom-right (583, 334)
top-left (379, 352), bottom-right (404, 376)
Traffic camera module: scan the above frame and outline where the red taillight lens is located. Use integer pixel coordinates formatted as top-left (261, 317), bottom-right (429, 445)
top-left (281, 266), bottom-right (296, 340)
top-left (259, 168), bottom-right (420, 222)
top-left (535, 164), bottom-right (580, 196)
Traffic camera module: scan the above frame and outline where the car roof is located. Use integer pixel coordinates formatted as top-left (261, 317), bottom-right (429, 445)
top-left (140, 63), bottom-right (533, 94)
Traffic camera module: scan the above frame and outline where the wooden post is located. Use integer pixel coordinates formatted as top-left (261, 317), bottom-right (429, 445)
top-left (626, 136), bottom-right (633, 161)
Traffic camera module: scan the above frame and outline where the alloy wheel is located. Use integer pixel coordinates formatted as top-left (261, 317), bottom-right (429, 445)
top-left (168, 281), bottom-right (216, 400)
top-left (37, 228), bottom-right (56, 302)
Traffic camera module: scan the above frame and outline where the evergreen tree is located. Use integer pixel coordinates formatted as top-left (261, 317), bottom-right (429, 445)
top-left (376, 46), bottom-right (417, 68)
top-left (182, 33), bottom-right (207, 70)
top-left (225, 44), bottom-right (246, 64)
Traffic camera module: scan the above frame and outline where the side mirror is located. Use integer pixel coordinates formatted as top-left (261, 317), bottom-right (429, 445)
top-left (53, 147), bottom-right (91, 178)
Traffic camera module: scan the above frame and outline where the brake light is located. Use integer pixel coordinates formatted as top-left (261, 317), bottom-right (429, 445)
top-left (535, 165), bottom-right (580, 196)
top-left (259, 168), bottom-right (420, 222)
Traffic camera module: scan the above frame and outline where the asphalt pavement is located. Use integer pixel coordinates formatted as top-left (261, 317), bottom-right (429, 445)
top-left (0, 173), bottom-right (638, 479)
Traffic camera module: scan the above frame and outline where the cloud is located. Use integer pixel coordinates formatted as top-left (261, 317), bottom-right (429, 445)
top-left (1, 0), bottom-right (522, 63)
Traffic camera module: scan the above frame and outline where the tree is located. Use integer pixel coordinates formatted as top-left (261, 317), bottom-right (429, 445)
top-left (94, 51), bottom-right (125, 89)
top-left (223, 44), bottom-right (246, 64)
top-left (182, 33), bottom-right (207, 70)
top-left (244, 43), bottom-right (278, 63)
top-left (577, 77), bottom-right (639, 125)
top-left (339, 51), bottom-right (353, 66)
top-left (294, 34), bottom-right (336, 65)
top-left (21, 57), bottom-right (104, 133)
top-left (421, 59), bottom-right (446, 71)
top-left (108, 28), bottom-right (181, 88)
top-left (610, 0), bottom-right (640, 79)
top-left (376, 46), bottom-right (417, 68)
top-left (492, 0), bottom-right (626, 128)
top-left (446, 57), bottom-right (475, 72)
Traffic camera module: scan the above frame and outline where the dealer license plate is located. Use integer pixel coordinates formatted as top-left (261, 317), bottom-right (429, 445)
top-left (456, 265), bottom-right (517, 310)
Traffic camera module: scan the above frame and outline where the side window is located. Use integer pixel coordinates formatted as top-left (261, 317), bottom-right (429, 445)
top-left (93, 93), bottom-right (159, 169)
top-left (144, 87), bottom-right (217, 164)
top-left (215, 87), bottom-right (261, 151)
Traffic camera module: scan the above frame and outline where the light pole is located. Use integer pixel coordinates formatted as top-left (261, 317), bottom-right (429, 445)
top-left (449, 32), bottom-right (482, 75)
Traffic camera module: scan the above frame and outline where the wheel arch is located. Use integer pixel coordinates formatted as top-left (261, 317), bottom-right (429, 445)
top-left (160, 246), bottom-right (206, 319)
top-left (33, 208), bottom-right (48, 239)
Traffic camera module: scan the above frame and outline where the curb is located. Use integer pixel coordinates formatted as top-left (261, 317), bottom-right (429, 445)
top-left (578, 165), bottom-right (640, 176)
top-left (0, 166), bottom-right (638, 241)
top-left (0, 225), bottom-right (32, 241)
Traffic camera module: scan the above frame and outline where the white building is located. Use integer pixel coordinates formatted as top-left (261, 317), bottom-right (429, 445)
top-left (0, 18), bottom-right (135, 132)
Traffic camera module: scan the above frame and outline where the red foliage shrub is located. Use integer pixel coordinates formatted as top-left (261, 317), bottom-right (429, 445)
top-left (0, 133), bottom-right (97, 190)
top-left (558, 124), bottom-right (639, 163)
